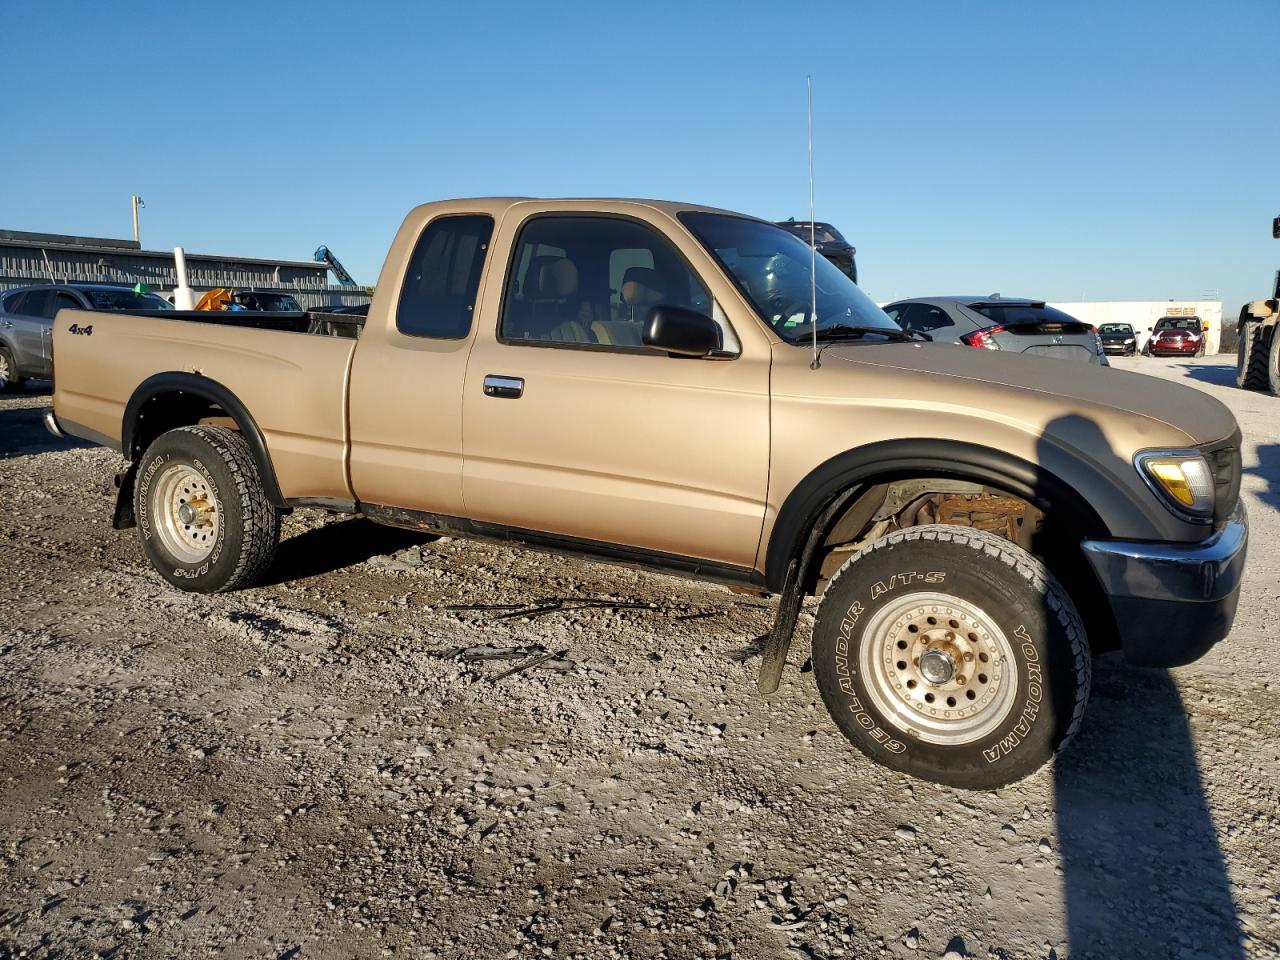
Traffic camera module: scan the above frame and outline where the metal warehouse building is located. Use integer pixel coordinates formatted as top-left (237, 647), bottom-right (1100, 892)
top-left (0, 229), bottom-right (369, 310)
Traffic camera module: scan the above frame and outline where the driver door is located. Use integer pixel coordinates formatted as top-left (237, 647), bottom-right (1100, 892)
top-left (461, 213), bottom-right (771, 571)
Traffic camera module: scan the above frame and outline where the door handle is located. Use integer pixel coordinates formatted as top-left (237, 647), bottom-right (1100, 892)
top-left (483, 374), bottom-right (524, 399)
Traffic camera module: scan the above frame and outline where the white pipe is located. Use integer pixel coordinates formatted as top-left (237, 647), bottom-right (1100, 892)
top-left (172, 247), bottom-right (195, 309)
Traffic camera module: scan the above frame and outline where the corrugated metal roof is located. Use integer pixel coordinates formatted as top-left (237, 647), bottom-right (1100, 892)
top-left (0, 229), bottom-right (326, 270)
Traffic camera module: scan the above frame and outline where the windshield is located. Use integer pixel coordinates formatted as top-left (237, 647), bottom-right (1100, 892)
top-left (83, 289), bottom-right (173, 311)
top-left (237, 292), bottom-right (302, 311)
top-left (681, 213), bottom-right (896, 343)
top-left (1155, 318), bottom-right (1200, 332)
top-left (1099, 323), bottom-right (1133, 334)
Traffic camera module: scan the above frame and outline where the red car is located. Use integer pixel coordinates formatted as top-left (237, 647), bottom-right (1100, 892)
top-left (1146, 316), bottom-right (1205, 357)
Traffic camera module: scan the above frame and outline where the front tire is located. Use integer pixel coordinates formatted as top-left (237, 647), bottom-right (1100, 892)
top-left (135, 425), bottom-right (279, 592)
top-left (812, 525), bottom-right (1090, 789)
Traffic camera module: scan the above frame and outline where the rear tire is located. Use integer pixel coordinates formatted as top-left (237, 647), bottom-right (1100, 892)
top-left (135, 425), bottom-right (279, 592)
top-left (1237, 320), bottom-right (1271, 390)
top-left (811, 525), bottom-right (1090, 789)
top-left (0, 346), bottom-right (23, 392)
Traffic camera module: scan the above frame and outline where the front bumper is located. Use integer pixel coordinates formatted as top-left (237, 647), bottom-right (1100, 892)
top-left (1081, 502), bottom-right (1248, 667)
top-left (1102, 342), bottom-right (1135, 354)
top-left (1150, 340), bottom-right (1201, 355)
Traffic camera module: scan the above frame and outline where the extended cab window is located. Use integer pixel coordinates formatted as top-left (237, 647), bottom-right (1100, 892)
top-left (396, 215), bottom-right (494, 339)
top-left (500, 217), bottom-right (710, 348)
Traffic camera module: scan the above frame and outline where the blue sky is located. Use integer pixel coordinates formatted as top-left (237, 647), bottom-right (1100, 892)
top-left (3, 0), bottom-right (1276, 311)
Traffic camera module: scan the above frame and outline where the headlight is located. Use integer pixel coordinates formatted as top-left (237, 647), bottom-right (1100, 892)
top-left (1135, 449), bottom-right (1214, 521)
top-left (1125, 338), bottom-right (1134, 344)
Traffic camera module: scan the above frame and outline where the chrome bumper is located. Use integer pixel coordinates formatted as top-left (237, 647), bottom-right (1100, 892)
top-left (1081, 503), bottom-right (1248, 666)
top-left (42, 409), bottom-right (65, 439)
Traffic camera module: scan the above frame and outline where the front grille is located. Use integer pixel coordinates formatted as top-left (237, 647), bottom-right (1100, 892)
top-left (1204, 442), bottom-right (1241, 523)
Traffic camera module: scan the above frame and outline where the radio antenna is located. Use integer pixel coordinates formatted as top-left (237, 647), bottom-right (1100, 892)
top-left (807, 76), bottom-right (820, 370)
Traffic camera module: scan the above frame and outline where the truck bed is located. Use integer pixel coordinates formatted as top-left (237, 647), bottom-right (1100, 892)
top-left (139, 309), bottom-right (365, 339)
top-left (52, 308), bottom-right (360, 504)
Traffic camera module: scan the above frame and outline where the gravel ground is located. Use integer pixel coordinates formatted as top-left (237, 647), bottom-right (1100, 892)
top-left (1, 354), bottom-right (1278, 960)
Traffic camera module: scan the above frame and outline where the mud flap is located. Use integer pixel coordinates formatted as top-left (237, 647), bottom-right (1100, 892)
top-left (757, 557), bottom-right (803, 695)
top-left (757, 486), bottom-right (863, 696)
top-left (112, 462), bottom-right (138, 529)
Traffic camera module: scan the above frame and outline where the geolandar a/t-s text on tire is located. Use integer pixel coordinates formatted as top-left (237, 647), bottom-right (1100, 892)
top-left (812, 525), bottom-right (1091, 789)
top-left (134, 425), bottom-right (279, 593)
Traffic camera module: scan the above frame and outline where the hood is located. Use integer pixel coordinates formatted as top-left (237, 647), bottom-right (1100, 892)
top-left (818, 340), bottom-right (1237, 447)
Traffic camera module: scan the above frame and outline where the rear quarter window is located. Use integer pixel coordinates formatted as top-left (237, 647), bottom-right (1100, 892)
top-left (396, 215), bottom-right (495, 339)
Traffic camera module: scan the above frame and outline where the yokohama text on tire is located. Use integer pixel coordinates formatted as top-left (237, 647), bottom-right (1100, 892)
top-left (811, 524), bottom-right (1090, 789)
top-left (134, 425), bottom-right (279, 593)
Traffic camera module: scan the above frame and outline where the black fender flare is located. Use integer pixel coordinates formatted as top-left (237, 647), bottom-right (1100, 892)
top-left (763, 438), bottom-right (1111, 593)
top-left (121, 372), bottom-right (284, 505)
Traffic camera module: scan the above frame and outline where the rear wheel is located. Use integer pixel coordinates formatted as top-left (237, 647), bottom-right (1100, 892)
top-left (1237, 320), bottom-right (1271, 390)
top-left (135, 425), bottom-right (279, 592)
top-left (0, 346), bottom-right (23, 392)
top-left (812, 525), bottom-right (1090, 789)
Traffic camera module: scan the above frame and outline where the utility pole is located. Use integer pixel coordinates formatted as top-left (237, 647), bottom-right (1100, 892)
top-left (131, 195), bottom-right (145, 245)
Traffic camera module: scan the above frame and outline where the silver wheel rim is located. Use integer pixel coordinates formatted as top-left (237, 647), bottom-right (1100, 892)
top-left (151, 462), bottom-right (220, 564)
top-left (859, 591), bottom-right (1019, 746)
top-left (0, 353), bottom-right (10, 389)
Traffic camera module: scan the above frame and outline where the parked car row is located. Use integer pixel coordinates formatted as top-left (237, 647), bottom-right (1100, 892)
top-left (776, 214), bottom-right (1209, 365)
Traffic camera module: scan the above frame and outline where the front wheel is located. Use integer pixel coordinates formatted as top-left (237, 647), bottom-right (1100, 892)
top-left (812, 525), bottom-right (1090, 789)
top-left (135, 425), bottom-right (280, 592)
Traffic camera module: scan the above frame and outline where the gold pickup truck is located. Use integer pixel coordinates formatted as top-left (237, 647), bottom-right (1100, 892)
top-left (46, 198), bottom-right (1248, 788)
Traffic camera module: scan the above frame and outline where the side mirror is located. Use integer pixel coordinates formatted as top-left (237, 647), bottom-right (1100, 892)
top-left (644, 305), bottom-right (722, 357)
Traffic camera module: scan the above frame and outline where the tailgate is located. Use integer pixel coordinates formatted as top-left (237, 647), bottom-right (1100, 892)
top-left (52, 310), bottom-right (358, 501)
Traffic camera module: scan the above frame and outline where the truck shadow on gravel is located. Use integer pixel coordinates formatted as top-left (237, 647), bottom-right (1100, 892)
top-left (1054, 663), bottom-right (1243, 957)
top-left (1174, 361), bottom-right (1238, 388)
top-left (1243, 443), bottom-right (1280, 509)
top-left (1040, 415), bottom-right (1243, 958)
top-left (263, 517), bottom-right (434, 586)
top-left (0, 403), bottom-right (92, 458)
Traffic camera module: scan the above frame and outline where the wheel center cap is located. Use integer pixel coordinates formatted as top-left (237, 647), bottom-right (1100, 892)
top-left (919, 649), bottom-right (955, 685)
top-left (177, 503), bottom-right (197, 525)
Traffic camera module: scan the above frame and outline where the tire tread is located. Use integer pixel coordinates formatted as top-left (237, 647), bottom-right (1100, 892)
top-left (1237, 320), bottom-right (1271, 391)
top-left (823, 524), bottom-right (1091, 762)
top-left (142, 425), bottom-right (278, 592)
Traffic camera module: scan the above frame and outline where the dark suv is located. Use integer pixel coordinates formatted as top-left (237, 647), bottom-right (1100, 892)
top-left (774, 220), bottom-right (857, 282)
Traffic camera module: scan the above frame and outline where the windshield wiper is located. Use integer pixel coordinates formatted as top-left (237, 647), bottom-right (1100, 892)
top-left (813, 323), bottom-right (929, 343)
